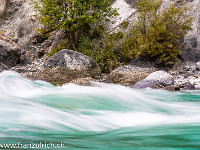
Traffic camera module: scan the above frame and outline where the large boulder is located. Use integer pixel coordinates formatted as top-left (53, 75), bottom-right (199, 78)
top-left (44, 49), bottom-right (99, 69)
top-left (133, 70), bottom-right (174, 88)
top-left (108, 65), bottom-right (157, 86)
top-left (32, 49), bottom-right (101, 82)
top-left (0, 39), bottom-right (21, 70)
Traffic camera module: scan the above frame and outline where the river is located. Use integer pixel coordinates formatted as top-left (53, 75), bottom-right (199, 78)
top-left (0, 71), bottom-right (200, 149)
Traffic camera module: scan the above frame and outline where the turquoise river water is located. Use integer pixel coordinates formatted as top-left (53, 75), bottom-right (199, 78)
top-left (0, 71), bottom-right (200, 150)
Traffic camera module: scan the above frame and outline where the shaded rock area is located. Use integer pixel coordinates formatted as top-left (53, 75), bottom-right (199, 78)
top-left (0, 39), bottom-right (21, 70)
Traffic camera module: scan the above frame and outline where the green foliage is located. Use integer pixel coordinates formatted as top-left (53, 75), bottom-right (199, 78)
top-left (33, 0), bottom-right (193, 73)
top-left (120, 20), bottom-right (129, 29)
top-left (34, 27), bottom-right (51, 38)
top-left (32, 0), bottom-right (117, 48)
top-left (122, 0), bottom-right (193, 66)
top-left (50, 82), bottom-right (65, 86)
top-left (48, 41), bottom-right (68, 57)
top-left (76, 32), bottom-right (123, 73)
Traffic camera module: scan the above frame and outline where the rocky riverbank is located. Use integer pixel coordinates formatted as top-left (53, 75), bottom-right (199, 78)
top-left (1, 0), bottom-right (200, 90)
top-left (8, 48), bottom-right (200, 91)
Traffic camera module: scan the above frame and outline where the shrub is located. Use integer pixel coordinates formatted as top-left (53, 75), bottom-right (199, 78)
top-left (122, 0), bottom-right (193, 66)
top-left (48, 41), bottom-right (68, 57)
top-left (76, 32), bottom-right (123, 73)
top-left (32, 0), bottom-right (117, 49)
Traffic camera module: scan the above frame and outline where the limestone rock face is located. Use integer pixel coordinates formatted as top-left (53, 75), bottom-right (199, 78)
top-left (133, 71), bottom-right (174, 88)
top-left (1, 0), bottom-right (41, 50)
top-left (31, 49), bottom-right (101, 83)
top-left (182, 0), bottom-right (200, 62)
top-left (0, 0), bottom-right (7, 18)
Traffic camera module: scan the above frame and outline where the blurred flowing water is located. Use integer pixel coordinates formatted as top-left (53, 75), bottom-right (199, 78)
top-left (0, 71), bottom-right (200, 149)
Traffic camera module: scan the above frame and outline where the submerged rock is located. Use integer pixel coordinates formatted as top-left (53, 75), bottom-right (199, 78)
top-left (133, 70), bottom-right (174, 89)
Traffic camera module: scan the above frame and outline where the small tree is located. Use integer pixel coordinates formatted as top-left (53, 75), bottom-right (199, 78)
top-left (32, 0), bottom-right (117, 49)
top-left (122, 0), bottom-right (193, 66)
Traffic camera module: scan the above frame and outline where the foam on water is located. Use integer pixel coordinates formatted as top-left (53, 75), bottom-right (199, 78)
top-left (0, 71), bottom-right (200, 149)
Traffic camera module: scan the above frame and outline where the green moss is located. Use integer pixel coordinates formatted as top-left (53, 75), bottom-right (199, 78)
top-left (50, 82), bottom-right (65, 86)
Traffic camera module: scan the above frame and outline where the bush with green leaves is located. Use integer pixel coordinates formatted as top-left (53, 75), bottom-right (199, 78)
top-left (76, 32), bottom-right (123, 73)
top-left (48, 41), bottom-right (69, 57)
top-left (32, 0), bottom-right (117, 48)
top-left (122, 0), bottom-right (193, 66)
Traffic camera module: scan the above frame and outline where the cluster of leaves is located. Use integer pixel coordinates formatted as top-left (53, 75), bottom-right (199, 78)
top-left (121, 0), bottom-right (193, 66)
top-left (32, 0), bottom-right (117, 49)
top-left (48, 41), bottom-right (69, 57)
top-left (76, 32), bottom-right (124, 73)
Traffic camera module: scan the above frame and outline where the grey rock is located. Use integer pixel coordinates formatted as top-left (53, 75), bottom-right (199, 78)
top-left (182, 61), bottom-right (197, 71)
top-left (0, 39), bottom-right (21, 69)
top-left (133, 70), bottom-right (174, 88)
top-left (44, 49), bottom-right (99, 70)
top-left (181, 81), bottom-right (195, 90)
top-left (187, 75), bottom-right (200, 90)
top-left (27, 49), bottom-right (102, 83)
top-left (196, 61), bottom-right (200, 70)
